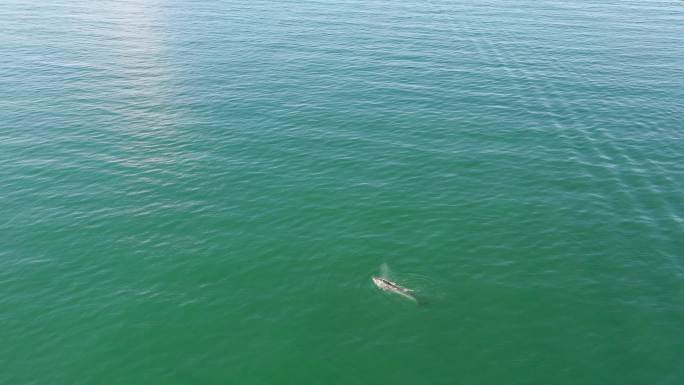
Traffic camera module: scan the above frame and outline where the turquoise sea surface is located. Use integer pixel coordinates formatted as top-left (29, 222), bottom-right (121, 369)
top-left (1, 1), bottom-right (683, 384)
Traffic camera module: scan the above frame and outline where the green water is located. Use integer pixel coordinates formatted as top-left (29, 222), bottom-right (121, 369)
top-left (1, 1), bottom-right (683, 384)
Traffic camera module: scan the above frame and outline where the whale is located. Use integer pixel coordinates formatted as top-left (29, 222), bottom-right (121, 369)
top-left (372, 276), bottom-right (416, 301)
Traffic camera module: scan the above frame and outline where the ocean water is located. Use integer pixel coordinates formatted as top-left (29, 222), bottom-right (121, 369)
top-left (1, 0), bottom-right (683, 384)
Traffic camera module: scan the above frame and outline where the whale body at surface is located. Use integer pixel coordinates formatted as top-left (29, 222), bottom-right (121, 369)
top-left (372, 276), bottom-right (416, 302)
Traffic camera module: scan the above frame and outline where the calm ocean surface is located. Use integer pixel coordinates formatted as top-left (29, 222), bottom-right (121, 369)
top-left (1, 1), bottom-right (683, 384)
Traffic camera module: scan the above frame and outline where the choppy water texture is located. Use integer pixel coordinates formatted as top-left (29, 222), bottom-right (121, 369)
top-left (1, 1), bottom-right (683, 384)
